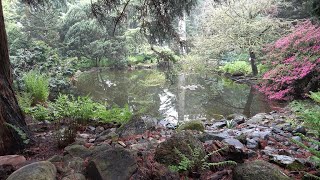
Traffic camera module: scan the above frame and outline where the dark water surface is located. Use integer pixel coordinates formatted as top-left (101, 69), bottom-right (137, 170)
top-left (75, 69), bottom-right (284, 126)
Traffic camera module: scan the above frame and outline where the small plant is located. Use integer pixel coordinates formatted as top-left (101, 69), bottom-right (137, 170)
top-left (5, 123), bottom-right (29, 144)
top-left (17, 92), bottom-right (32, 113)
top-left (226, 120), bottom-right (236, 129)
top-left (309, 91), bottom-right (320, 103)
top-left (24, 71), bottom-right (50, 104)
top-left (168, 145), bottom-right (236, 175)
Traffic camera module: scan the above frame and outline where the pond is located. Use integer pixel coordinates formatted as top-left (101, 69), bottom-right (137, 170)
top-left (75, 69), bottom-right (284, 127)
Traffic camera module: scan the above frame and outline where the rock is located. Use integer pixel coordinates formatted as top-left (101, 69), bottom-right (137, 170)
top-left (65, 144), bottom-right (92, 159)
top-left (62, 173), bottom-right (86, 180)
top-left (7, 161), bottom-right (57, 180)
top-left (294, 126), bottom-right (307, 135)
top-left (270, 155), bottom-right (295, 166)
top-left (222, 138), bottom-right (245, 150)
top-left (246, 138), bottom-right (259, 149)
top-left (247, 113), bottom-right (266, 124)
top-left (95, 126), bottom-right (105, 134)
top-left (155, 131), bottom-right (206, 166)
top-left (292, 136), bottom-right (302, 142)
top-left (87, 147), bottom-right (137, 180)
top-left (177, 120), bottom-right (205, 132)
top-left (227, 113), bottom-right (246, 124)
top-left (261, 146), bottom-right (277, 156)
top-left (197, 131), bottom-right (231, 142)
top-left (91, 144), bottom-right (112, 155)
top-left (96, 131), bottom-right (119, 142)
top-left (78, 133), bottom-right (90, 139)
top-left (233, 160), bottom-right (290, 180)
top-left (249, 130), bottom-right (271, 140)
top-left (209, 121), bottom-right (226, 129)
top-left (0, 155), bottom-right (26, 166)
top-left (117, 115), bottom-right (157, 137)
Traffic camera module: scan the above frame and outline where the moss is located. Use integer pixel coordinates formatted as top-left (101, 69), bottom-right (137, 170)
top-left (177, 120), bottom-right (205, 132)
top-left (233, 160), bottom-right (290, 180)
top-left (286, 161), bottom-right (305, 171)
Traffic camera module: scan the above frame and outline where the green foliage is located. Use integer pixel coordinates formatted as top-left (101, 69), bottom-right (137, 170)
top-left (309, 91), bottom-right (320, 103)
top-left (24, 71), bottom-right (50, 104)
top-left (5, 123), bottom-right (29, 144)
top-left (226, 120), bottom-right (236, 129)
top-left (17, 92), bottom-right (32, 113)
top-left (168, 145), bottom-right (236, 174)
top-left (221, 61), bottom-right (251, 75)
top-left (27, 94), bottom-right (132, 124)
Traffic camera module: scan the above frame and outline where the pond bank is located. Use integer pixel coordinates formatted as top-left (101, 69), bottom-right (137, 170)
top-left (1, 108), bottom-right (317, 179)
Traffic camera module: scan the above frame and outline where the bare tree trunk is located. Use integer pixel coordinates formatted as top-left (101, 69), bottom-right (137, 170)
top-left (249, 49), bottom-right (258, 76)
top-left (0, 1), bottom-right (29, 155)
top-left (178, 11), bottom-right (187, 55)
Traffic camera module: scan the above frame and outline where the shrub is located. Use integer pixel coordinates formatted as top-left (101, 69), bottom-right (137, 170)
top-left (258, 20), bottom-right (320, 100)
top-left (17, 92), bottom-right (32, 113)
top-left (24, 71), bottom-right (50, 104)
top-left (221, 61), bottom-right (251, 75)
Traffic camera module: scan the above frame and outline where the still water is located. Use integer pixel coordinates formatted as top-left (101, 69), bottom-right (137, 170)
top-left (75, 69), bottom-right (284, 126)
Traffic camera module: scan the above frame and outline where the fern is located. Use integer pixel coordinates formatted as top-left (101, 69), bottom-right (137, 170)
top-left (5, 123), bottom-right (29, 144)
top-left (202, 161), bottom-right (237, 170)
top-left (309, 91), bottom-right (320, 103)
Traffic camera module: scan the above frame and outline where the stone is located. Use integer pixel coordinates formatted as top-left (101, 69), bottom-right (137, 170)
top-left (210, 121), bottom-right (226, 129)
top-left (249, 130), bottom-right (271, 140)
top-left (177, 120), bottom-right (205, 132)
top-left (247, 113), bottom-right (266, 124)
top-left (87, 147), bottom-right (137, 180)
top-left (197, 131), bottom-right (231, 142)
top-left (222, 138), bottom-right (245, 150)
top-left (270, 155), bottom-right (295, 166)
top-left (96, 131), bottom-right (119, 142)
top-left (246, 138), bottom-right (259, 149)
top-left (7, 161), bottom-right (57, 180)
top-left (227, 113), bottom-right (246, 124)
top-left (155, 131), bottom-right (206, 166)
top-left (294, 126), bottom-right (307, 135)
top-left (0, 164), bottom-right (15, 180)
top-left (0, 155), bottom-right (26, 166)
top-left (95, 126), bottom-right (105, 134)
top-left (117, 115), bottom-right (157, 137)
top-left (233, 160), bottom-right (290, 180)
top-left (62, 173), bottom-right (86, 180)
top-left (65, 144), bottom-right (92, 159)
top-left (292, 136), bottom-right (302, 142)
top-left (91, 144), bottom-right (112, 155)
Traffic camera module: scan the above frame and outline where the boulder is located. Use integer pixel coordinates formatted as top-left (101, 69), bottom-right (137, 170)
top-left (227, 114), bottom-right (246, 124)
top-left (64, 144), bottom-right (92, 159)
top-left (177, 120), bottom-right (205, 132)
top-left (7, 161), bottom-right (57, 180)
top-left (86, 147), bottom-right (137, 180)
top-left (233, 160), bottom-right (290, 180)
top-left (0, 155), bottom-right (26, 166)
top-left (197, 131), bottom-right (231, 142)
top-left (62, 173), bottom-right (86, 180)
top-left (117, 115), bottom-right (157, 137)
top-left (155, 131), bottom-right (206, 166)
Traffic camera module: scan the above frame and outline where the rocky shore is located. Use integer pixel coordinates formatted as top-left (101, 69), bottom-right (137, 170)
top-left (0, 109), bottom-right (318, 180)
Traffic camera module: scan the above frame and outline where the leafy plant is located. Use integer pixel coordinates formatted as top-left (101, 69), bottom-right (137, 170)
top-left (226, 120), bottom-right (236, 129)
top-left (5, 123), bottom-right (29, 144)
top-left (309, 91), bottom-right (320, 103)
top-left (17, 92), bottom-right (32, 113)
top-left (24, 71), bottom-right (50, 104)
top-left (168, 145), bottom-right (236, 174)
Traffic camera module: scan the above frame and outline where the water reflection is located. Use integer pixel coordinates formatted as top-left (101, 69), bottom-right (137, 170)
top-left (75, 69), bottom-right (284, 126)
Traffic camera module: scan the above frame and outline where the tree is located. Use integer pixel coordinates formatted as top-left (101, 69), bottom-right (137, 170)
top-left (0, 0), bottom-right (29, 155)
top-left (192, 0), bottom-right (290, 75)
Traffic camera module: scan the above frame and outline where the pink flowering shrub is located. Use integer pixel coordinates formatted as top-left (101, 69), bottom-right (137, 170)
top-left (258, 20), bottom-right (320, 101)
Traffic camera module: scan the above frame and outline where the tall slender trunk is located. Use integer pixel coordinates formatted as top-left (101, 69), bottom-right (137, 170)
top-left (0, 1), bottom-right (29, 155)
top-left (178, 11), bottom-right (187, 55)
top-left (249, 50), bottom-right (258, 76)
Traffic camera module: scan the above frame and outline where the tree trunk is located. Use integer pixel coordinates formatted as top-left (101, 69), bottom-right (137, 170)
top-left (249, 50), bottom-right (258, 76)
top-left (178, 11), bottom-right (187, 55)
top-left (0, 1), bottom-right (29, 155)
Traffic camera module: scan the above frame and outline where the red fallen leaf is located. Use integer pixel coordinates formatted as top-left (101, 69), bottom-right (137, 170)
top-left (259, 140), bottom-right (268, 149)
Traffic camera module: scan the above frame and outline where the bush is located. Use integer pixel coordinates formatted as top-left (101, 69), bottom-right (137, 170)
top-left (24, 71), bottom-right (50, 104)
top-left (221, 61), bottom-right (251, 75)
top-left (258, 20), bottom-right (320, 100)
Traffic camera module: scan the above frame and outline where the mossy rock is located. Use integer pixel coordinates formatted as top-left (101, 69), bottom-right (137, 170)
top-left (154, 131), bottom-right (206, 166)
top-left (177, 120), bottom-right (205, 132)
top-left (233, 160), bottom-right (290, 180)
